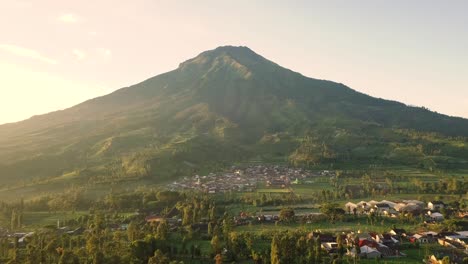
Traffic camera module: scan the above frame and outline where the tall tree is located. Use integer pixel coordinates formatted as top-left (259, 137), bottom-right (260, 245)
top-left (271, 236), bottom-right (280, 264)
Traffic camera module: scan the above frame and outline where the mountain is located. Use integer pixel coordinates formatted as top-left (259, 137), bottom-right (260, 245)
top-left (0, 46), bottom-right (467, 196)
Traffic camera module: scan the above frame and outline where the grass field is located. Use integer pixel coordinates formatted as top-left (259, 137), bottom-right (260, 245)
top-left (22, 211), bottom-right (89, 227)
top-left (235, 216), bottom-right (420, 234)
top-left (256, 188), bottom-right (292, 193)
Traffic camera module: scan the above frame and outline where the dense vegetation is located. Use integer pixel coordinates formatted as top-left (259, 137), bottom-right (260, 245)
top-left (0, 46), bottom-right (467, 198)
top-left (0, 181), bottom-right (466, 264)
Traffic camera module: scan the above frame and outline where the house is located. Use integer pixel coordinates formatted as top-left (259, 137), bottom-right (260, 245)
top-left (66, 227), bottom-right (84, 236)
top-left (389, 228), bottom-right (407, 237)
top-left (382, 208), bottom-right (399, 217)
top-left (376, 244), bottom-right (398, 257)
top-left (309, 232), bottom-right (336, 242)
top-left (444, 233), bottom-right (468, 250)
top-left (356, 232), bottom-right (373, 241)
top-left (145, 215), bottom-right (164, 223)
top-left (358, 238), bottom-right (378, 248)
top-left (411, 231), bottom-right (438, 244)
top-left (393, 203), bottom-right (407, 212)
top-left (345, 202), bottom-right (358, 213)
top-left (428, 201), bottom-right (445, 211)
top-left (360, 245), bottom-right (382, 258)
top-left (438, 238), bottom-right (457, 248)
top-left (356, 201), bottom-right (371, 211)
top-left (18, 232), bottom-right (35, 244)
top-left (410, 233), bottom-right (437, 244)
top-left (428, 212), bottom-right (444, 221)
top-left (374, 233), bottom-right (399, 245)
top-left (321, 242), bottom-right (338, 254)
top-left (266, 179), bottom-right (287, 188)
top-left (257, 214), bottom-right (278, 222)
top-left (397, 203), bottom-right (423, 215)
top-left (373, 203), bottom-right (390, 213)
top-left (402, 200), bottom-right (425, 207)
top-left (380, 200), bottom-right (397, 209)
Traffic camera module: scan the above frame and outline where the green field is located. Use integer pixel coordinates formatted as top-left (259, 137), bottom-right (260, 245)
top-left (22, 211), bottom-right (89, 227)
top-left (235, 216), bottom-right (420, 234)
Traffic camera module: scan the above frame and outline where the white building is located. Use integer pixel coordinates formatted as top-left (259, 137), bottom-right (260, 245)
top-left (428, 201), bottom-right (445, 211)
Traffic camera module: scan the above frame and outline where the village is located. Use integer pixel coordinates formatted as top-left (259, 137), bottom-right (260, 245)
top-left (1, 193), bottom-right (467, 263)
top-left (140, 196), bottom-right (468, 263)
top-left (1, 164), bottom-right (466, 263)
top-left (166, 165), bottom-right (333, 193)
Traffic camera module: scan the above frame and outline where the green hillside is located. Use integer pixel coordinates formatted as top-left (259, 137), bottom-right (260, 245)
top-left (0, 46), bottom-right (467, 195)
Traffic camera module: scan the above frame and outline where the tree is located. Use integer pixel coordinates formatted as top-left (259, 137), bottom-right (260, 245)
top-left (86, 234), bottom-right (100, 256)
top-left (320, 203), bottom-right (345, 223)
top-left (306, 237), bottom-right (316, 263)
top-left (156, 221), bottom-right (168, 240)
top-left (58, 250), bottom-right (79, 264)
top-left (148, 249), bottom-right (170, 264)
top-left (271, 236), bottom-right (280, 264)
top-left (211, 235), bottom-right (221, 254)
top-left (209, 205), bottom-right (216, 221)
top-left (208, 222), bottom-right (213, 237)
top-left (385, 177), bottom-right (394, 193)
top-left (295, 236), bottom-right (308, 264)
top-left (336, 235), bottom-right (345, 258)
top-left (92, 252), bottom-right (105, 264)
top-left (315, 236), bottom-right (322, 263)
top-left (222, 218), bottom-right (233, 238)
top-left (279, 208), bottom-right (295, 223)
top-left (127, 221), bottom-right (138, 242)
top-left (10, 210), bottom-right (17, 230)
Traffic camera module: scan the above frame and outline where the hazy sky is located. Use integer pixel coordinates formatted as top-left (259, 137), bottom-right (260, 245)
top-left (1, 0), bottom-right (467, 124)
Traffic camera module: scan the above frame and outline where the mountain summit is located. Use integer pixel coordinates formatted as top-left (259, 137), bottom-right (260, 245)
top-left (0, 46), bottom-right (467, 195)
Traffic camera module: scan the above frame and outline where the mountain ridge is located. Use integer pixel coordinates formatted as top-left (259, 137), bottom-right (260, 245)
top-left (2, 45), bottom-right (467, 129)
top-left (0, 46), bottom-right (467, 194)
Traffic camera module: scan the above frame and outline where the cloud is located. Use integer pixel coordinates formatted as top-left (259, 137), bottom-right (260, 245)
top-left (58, 13), bottom-right (80, 23)
top-left (0, 44), bottom-right (57, 64)
top-left (72, 49), bottom-right (86, 61)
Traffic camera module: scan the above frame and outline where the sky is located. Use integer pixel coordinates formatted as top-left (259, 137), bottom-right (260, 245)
top-left (0, 0), bottom-right (467, 124)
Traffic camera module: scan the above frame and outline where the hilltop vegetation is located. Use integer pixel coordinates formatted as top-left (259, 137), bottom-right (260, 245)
top-left (0, 46), bottom-right (467, 196)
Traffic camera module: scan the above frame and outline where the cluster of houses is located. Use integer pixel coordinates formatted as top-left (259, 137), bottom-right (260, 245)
top-left (245, 165), bottom-right (317, 187)
top-left (166, 165), bottom-right (318, 193)
top-left (4, 226), bottom-right (86, 247)
top-left (310, 229), bottom-right (407, 259)
top-left (312, 228), bottom-right (468, 261)
top-left (409, 230), bottom-right (468, 251)
top-left (167, 171), bottom-right (257, 193)
top-left (345, 199), bottom-right (448, 222)
top-left (412, 230), bottom-right (468, 263)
